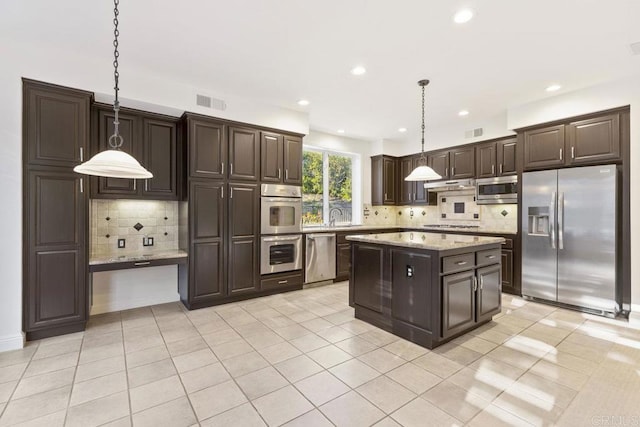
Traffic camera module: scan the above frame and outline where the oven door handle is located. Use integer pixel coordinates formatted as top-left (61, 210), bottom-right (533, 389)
top-left (261, 197), bottom-right (301, 203)
top-left (262, 236), bottom-right (301, 242)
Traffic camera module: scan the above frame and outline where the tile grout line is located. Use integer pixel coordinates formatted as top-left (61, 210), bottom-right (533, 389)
top-left (0, 341), bottom-right (41, 421)
top-left (61, 332), bottom-right (86, 426)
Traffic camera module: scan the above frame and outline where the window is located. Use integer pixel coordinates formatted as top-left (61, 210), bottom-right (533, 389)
top-left (302, 148), bottom-right (359, 226)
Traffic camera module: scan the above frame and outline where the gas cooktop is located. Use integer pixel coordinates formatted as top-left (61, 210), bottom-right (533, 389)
top-left (423, 224), bottom-right (480, 229)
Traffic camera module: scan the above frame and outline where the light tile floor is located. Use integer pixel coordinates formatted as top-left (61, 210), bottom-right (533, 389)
top-left (1, 282), bottom-right (639, 426)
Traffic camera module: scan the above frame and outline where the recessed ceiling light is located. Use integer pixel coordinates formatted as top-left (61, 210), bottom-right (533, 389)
top-left (398, 127), bottom-right (407, 133)
top-left (546, 84), bottom-right (562, 92)
top-left (453, 9), bottom-right (473, 24)
top-left (458, 110), bottom-right (469, 117)
top-left (297, 99), bottom-right (310, 106)
top-left (337, 129), bottom-right (345, 134)
top-left (350, 66), bottom-right (366, 76)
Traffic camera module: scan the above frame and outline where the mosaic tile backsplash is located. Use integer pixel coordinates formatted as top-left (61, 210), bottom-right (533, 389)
top-left (90, 199), bottom-right (179, 257)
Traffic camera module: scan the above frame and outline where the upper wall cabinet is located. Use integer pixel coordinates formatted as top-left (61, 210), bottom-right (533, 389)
top-left (187, 115), bottom-right (226, 179)
top-left (91, 105), bottom-right (179, 200)
top-left (522, 111), bottom-right (621, 171)
top-left (23, 79), bottom-right (91, 168)
top-left (229, 126), bottom-right (260, 181)
top-left (475, 137), bottom-right (517, 178)
top-left (371, 155), bottom-right (397, 205)
top-left (427, 150), bottom-right (450, 180)
top-left (427, 147), bottom-right (475, 180)
top-left (260, 132), bottom-right (303, 185)
top-left (398, 155), bottom-right (437, 205)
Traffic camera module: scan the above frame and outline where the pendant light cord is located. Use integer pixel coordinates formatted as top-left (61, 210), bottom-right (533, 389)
top-left (109, 0), bottom-right (124, 150)
top-left (417, 79), bottom-right (429, 166)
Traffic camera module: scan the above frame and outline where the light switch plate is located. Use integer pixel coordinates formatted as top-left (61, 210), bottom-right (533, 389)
top-left (117, 238), bottom-right (126, 249)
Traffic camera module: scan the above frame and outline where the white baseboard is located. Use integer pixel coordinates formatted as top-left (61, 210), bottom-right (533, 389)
top-left (91, 293), bottom-right (180, 316)
top-left (0, 333), bottom-right (25, 353)
top-left (628, 304), bottom-right (640, 330)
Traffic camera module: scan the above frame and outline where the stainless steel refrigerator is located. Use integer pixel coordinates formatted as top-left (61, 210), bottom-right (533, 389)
top-left (522, 164), bottom-right (618, 315)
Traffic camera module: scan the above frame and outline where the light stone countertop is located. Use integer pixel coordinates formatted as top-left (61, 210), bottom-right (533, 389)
top-left (405, 226), bottom-right (517, 235)
top-left (90, 249), bottom-right (188, 265)
top-left (302, 224), bottom-right (516, 235)
top-left (346, 231), bottom-right (505, 251)
top-left (302, 225), bottom-right (398, 233)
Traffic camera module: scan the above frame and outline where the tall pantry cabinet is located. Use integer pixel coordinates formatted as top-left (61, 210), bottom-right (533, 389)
top-left (22, 79), bottom-right (92, 340)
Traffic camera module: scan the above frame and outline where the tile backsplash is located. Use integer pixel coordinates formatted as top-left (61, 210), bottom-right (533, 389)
top-left (91, 199), bottom-right (179, 257)
top-left (364, 193), bottom-right (517, 233)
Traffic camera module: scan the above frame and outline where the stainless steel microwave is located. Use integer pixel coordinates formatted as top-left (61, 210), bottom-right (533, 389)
top-left (476, 175), bottom-right (518, 204)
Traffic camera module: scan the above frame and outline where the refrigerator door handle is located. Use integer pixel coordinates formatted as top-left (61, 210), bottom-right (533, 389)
top-left (549, 192), bottom-right (556, 249)
top-left (558, 192), bottom-right (565, 250)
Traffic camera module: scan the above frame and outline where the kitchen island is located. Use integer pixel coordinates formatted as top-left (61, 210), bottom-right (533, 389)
top-left (346, 232), bottom-right (504, 349)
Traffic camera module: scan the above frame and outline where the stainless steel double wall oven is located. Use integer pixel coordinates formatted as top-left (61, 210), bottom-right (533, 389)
top-left (260, 184), bottom-right (303, 275)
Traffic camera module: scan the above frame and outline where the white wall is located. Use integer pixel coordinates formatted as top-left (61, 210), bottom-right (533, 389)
top-left (304, 131), bottom-right (379, 212)
top-left (508, 73), bottom-right (640, 318)
top-left (0, 41), bottom-right (309, 352)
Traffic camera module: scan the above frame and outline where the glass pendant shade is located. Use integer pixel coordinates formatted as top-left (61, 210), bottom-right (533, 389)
top-left (73, 150), bottom-right (153, 179)
top-left (405, 164), bottom-right (441, 181)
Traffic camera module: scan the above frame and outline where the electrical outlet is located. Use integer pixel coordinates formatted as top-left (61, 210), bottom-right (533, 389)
top-left (143, 237), bottom-right (154, 247)
top-left (117, 238), bottom-right (126, 249)
top-left (406, 265), bottom-right (414, 278)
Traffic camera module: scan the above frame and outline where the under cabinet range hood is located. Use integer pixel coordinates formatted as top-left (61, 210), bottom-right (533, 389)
top-left (423, 179), bottom-right (476, 192)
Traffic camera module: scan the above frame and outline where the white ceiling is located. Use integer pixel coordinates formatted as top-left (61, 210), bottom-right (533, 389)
top-left (4, 0), bottom-right (640, 142)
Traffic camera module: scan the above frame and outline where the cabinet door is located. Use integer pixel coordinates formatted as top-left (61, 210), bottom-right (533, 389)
top-left (442, 270), bottom-right (475, 338)
top-left (399, 156), bottom-right (414, 205)
top-left (497, 138), bottom-right (517, 176)
top-left (229, 126), bottom-right (260, 181)
top-left (476, 264), bottom-right (502, 323)
top-left (475, 142), bottom-right (496, 178)
top-left (383, 157), bottom-right (397, 205)
top-left (567, 114), bottom-right (620, 165)
top-left (336, 243), bottom-right (351, 281)
top-left (142, 118), bottom-right (177, 199)
top-left (24, 80), bottom-right (90, 168)
top-left (261, 132), bottom-right (283, 182)
top-left (283, 135), bottom-right (303, 185)
top-left (189, 118), bottom-right (226, 179)
top-left (391, 250), bottom-right (433, 331)
top-left (352, 244), bottom-right (386, 313)
top-left (501, 249), bottom-right (513, 291)
top-left (523, 125), bottom-right (565, 170)
top-left (94, 108), bottom-right (140, 197)
top-left (427, 151), bottom-right (449, 180)
top-left (228, 184), bottom-right (260, 294)
top-left (412, 156), bottom-right (434, 205)
top-left (26, 169), bottom-right (87, 333)
top-left (189, 180), bottom-right (226, 302)
top-left (450, 146), bottom-right (475, 179)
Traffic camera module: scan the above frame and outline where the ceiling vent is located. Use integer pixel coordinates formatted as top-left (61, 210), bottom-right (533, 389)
top-left (196, 94), bottom-right (227, 111)
top-left (630, 41), bottom-right (640, 56)
top-left (465, 128), bottom-right (483, 139)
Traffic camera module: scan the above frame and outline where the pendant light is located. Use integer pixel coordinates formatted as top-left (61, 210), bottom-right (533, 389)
top-left (74, 0), bottom-right (152, 179)
top-left (405, 79), bottom-right (442, 181)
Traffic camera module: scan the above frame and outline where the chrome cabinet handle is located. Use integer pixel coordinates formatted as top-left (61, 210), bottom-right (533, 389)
top-left (134, 261), bottom-right (151, 266)
top-left (473, 276), bottom-right (478, 292)
top-left (499, 164), bottom-right (503, 175)
top-left (278, 168), bottom-right (281, 179)
top-left (221, 163), bottom-right (224, 174)
top-left (385, 193), bottom-right (388, 200)
top-left (455, 261), bottom-right (467, 266)
top-left (263, 236), bottom-right (300, 242)
top-left (79, 147), bottom-right (84, 161)
top-left (480, 275), bottom-right (484, 290)
top-left (133, 180), bottom-right (136, 191)
top-left (278, 280), bottom-right (288, 284)
top-left (491, 164), bottom-right (495, 175)
top-left (550, 191), bottom-right (556, 249)
top-left (486, 255), bottom-right (496, 259)
top-left (79, 178), bottom-right (83, 193)
top-left (559, 148), bottom-right (563, 160)
top-left (230, 187), bottom-right (233, 199)
top-left (230, 163), bottom-right (233, 175)
top-left (450, 167), bottom-right (454, 176)
top-left (221, 186), bottom-right (224, 198)
top-left (285, 169), bottom-right (289, 180)
top-left (145, 180), bottom-right (148, 191)
top-left (571, 146), bottom-right (575, 159)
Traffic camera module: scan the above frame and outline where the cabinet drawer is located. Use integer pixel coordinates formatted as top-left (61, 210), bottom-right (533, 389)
top-left (476, 248), bottom-right (501, 267)
top-left (261, 272), bottom-right (303, 290)
top-left (501, 238), bottom-right (513, 249)
top-left (442, 253), bottom-right (475, 274)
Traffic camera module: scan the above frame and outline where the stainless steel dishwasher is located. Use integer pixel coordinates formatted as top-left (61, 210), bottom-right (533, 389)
top-left (305, 233), bottom-right (336, 283)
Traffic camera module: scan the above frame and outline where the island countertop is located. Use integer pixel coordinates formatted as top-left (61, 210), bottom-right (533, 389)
top-left (346, 231), bottom-right (504, 251)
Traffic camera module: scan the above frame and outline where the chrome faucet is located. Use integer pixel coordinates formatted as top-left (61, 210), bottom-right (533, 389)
top-left (328, 207), bottom-right (343, 227)
top-left (329, 217), bottom-right (336, 227)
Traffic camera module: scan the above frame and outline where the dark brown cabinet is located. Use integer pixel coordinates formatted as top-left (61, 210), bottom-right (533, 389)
top-left (398, 156), bottom-right (414, 205)
top-left (23, 79), bottom-right (90, 169)
top-left (566, 114), bottom-right (620, 165)
top-left (475, 137), bottom-right (517, 178)
top-left (522, 113), bottom-right (622, 171)
top-left (441, 251), bottom-right (501, 339)
top-left (427, 151), bottom-right (450, 180)
top-left (336, 243), bottom-right (351, 281)
top-left (92, 105), bottom-right (179, 200)
top-left (229, 126), bottom-right (260, 181)
top-left (501, 249), bottom-right (514, 291)
top-left (391, 250), bottom-right (433, 331)
top-left (187, 115), bottom-right (226, 179)
top-left (523, 124), bottom-right (566, 170)
top-left (260, 132), bottom-right (303, 185)
top-left (352, 244), bottom-right (386, 313)
top-left (371, 155), bottom-right (397, 205)
top-left (228, 183), bottom-right (260, 294)
top-left (23, 80), bottom-right (92, 340)
top-left (450, 146), bottom-right (475, 179)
